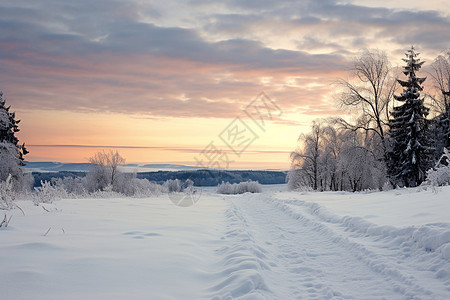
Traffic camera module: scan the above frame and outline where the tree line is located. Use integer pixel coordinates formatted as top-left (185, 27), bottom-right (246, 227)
top-left (288, 47), bottom-right (450, 191)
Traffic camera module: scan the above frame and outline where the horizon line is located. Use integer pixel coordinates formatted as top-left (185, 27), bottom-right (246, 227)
top-left (26, 144), bottom-right (292, 155)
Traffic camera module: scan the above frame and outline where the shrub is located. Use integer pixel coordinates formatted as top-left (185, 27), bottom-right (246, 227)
top-left (114, 173), bottom-right (165, 197)
top-left (0, 174), bottom-right (15, 210)
top-left (426, 148), bottom-right (450, 186)
top-left (33, 180), bottom-right (68, 205)
top-left (163, 179), bottom-right (182, 192)
top-left (426, 165), bottom-right (450, 186)
top-left (217, 180), bottom-right (262, 194)
top-left (55, 176), bottom-right (88, 196)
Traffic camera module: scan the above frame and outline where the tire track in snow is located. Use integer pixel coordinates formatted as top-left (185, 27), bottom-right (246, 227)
top-left (206, 197), bottom-right (273, 299)
top-left (264, 195), bottom-right (450, 299)
top-left (224, 193), bottom-right (429, 299)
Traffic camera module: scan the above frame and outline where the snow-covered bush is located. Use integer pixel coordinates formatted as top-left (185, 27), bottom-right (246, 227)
top-left (30, 172), bottom-right (168, 199)
top-left (0, 174), bottom-right (27, 216)
top-left (0, 142), bottom-right (33, 192)
top-left (243, 181), bottom-right (262, 193)
top-left (133, 179), bottom-right (166, 197)
top-left (54, 176), bottom-right (88, 197)
top-left (183, 179), bottom-right (194, 190)
top-left (29, 171), bottom-right (199, 200)
top-left (0, 174), bottom-right (15, 210)
top-left (113, 173), bottom-right (136, 195)
top-left (427, 167), bottom-right (450, 186)
top-left (426, 148), bottom-right (450, 186)
top-left (287, 169), bottom-right (312, 191)
top-left (164, 179), bottom-right (182, 192)
top-left (114, 173), bottom-right (165, 197)
top-left (217, 180), bottom-right (262, 194)
top-left (216, 182), bottom-right (231, 194)
top-left (85, 164), bottom-right (110, 192)
top-left (382, 181), bottom-right (393, 191)
top-left (33, 180), bottom-right (68, 205)
top-left (90, 184), bottom-right (122, 198)
top-left (163, 179), bottom-right (196, 193)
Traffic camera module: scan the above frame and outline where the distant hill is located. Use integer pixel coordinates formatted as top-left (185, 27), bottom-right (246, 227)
top-left (141, 164), bottom-right (200, 170)
top-left (24, 162), bottom-right (92, 172)
top-left (24, 161), bottom-right (202, 173)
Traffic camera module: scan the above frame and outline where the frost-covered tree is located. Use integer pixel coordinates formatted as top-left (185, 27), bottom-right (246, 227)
top-left (0, 91), bottom-right (28, 163)
top-left (290, 121), bottom-right (323, 190)
top-left (428, 51), bottom-right (450, 159)
top-left (289, 120), bottom-right (386, 192)
top-left (0, 91), bottom-right (32, 192)
top-left (337, 130), bottom-right (385, 191)
top-left (338, 49), bottom-right (396, 163)
top-left (320, 124), bottom-right (349, 191)
top-left (387, 47), bottom-right (433, 187)
top-left (86, 150), bottom-right (125, 192)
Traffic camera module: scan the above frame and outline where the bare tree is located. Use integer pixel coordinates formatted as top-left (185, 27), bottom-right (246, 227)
top-left (337, 130), bottom-right (385, 191)
top-left (87, 150), bottom-right (125, 191)
top-left (290, 121), bottom-right (323, 190)
top-left (321, 123), bottom-right (346, 191)
top-left (289, 119), bottom-right (387, 192)
top-left (428, 50), bottom-right (450, 159)
top-left (429, 50), bottom-right (450, 114)
top-left (338, 49), bottom-right (396, 158)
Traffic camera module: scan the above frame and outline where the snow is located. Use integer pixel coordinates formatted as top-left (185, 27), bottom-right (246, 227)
top-left (1, 185), bottom-right (450, 299)
top-left (0, 109), bottom-right (9, 131)
top-left (274, 186), bottom-right (450, 228)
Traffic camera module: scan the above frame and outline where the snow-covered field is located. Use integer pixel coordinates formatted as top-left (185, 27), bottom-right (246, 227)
top-left (1, 185), bottom-right (450, 299)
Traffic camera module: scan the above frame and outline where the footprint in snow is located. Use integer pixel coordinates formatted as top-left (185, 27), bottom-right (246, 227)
top-left (123, 231), bottom-right (161, 239)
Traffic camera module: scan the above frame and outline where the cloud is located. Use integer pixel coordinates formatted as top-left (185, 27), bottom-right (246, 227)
top-left (0, 0), bottom-right (448, 121)
top-left (200, 0), bottom-right (450, 51)
top-left (0, 2), bottom-right (350, 119)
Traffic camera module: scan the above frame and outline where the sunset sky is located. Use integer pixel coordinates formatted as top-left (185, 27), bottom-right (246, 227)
top-left (1, 0), bottom-right (449, 169)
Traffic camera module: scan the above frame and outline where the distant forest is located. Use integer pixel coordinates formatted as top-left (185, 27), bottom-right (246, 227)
top-left (32, 170), bottom-right (287, 188)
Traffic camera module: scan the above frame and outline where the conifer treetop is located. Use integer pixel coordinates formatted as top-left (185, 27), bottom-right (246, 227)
top-left (394, 46), bottom-right (427, 102)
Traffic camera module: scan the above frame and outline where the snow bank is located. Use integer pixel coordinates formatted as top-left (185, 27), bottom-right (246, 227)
top-left (273, 188), bottom-right (450, 257)
top-left (268, 186), bottom-right (450, 295)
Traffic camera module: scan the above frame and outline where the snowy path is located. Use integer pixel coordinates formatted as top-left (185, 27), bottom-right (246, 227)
top-left (216, 192), bottom-right (450, 299)
top-left (1, 189), bottom-right (450, 299)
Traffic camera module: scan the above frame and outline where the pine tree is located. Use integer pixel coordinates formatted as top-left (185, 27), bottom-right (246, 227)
top-left (0, 91), bottom-right (28, 164)
top-left (387, 47), bottom-right (433, 187)
top-left (0, 91), bottom-right (33, 192)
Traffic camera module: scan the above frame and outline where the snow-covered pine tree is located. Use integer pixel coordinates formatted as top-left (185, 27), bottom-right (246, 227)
top-left (0, 91), bottom-right (28, 163)
top-left (0, 91), bottom-right (32, 191)
top-left (387, 47), bottom-right (433, 187)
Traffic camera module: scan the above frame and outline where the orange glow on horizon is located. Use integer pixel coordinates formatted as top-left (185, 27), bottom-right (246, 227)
top-left (16, 109), bottom-right (310, 169)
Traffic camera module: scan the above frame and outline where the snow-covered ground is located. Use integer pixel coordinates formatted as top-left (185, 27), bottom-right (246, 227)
top-left (1, 185), bottom-right (450, 299)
